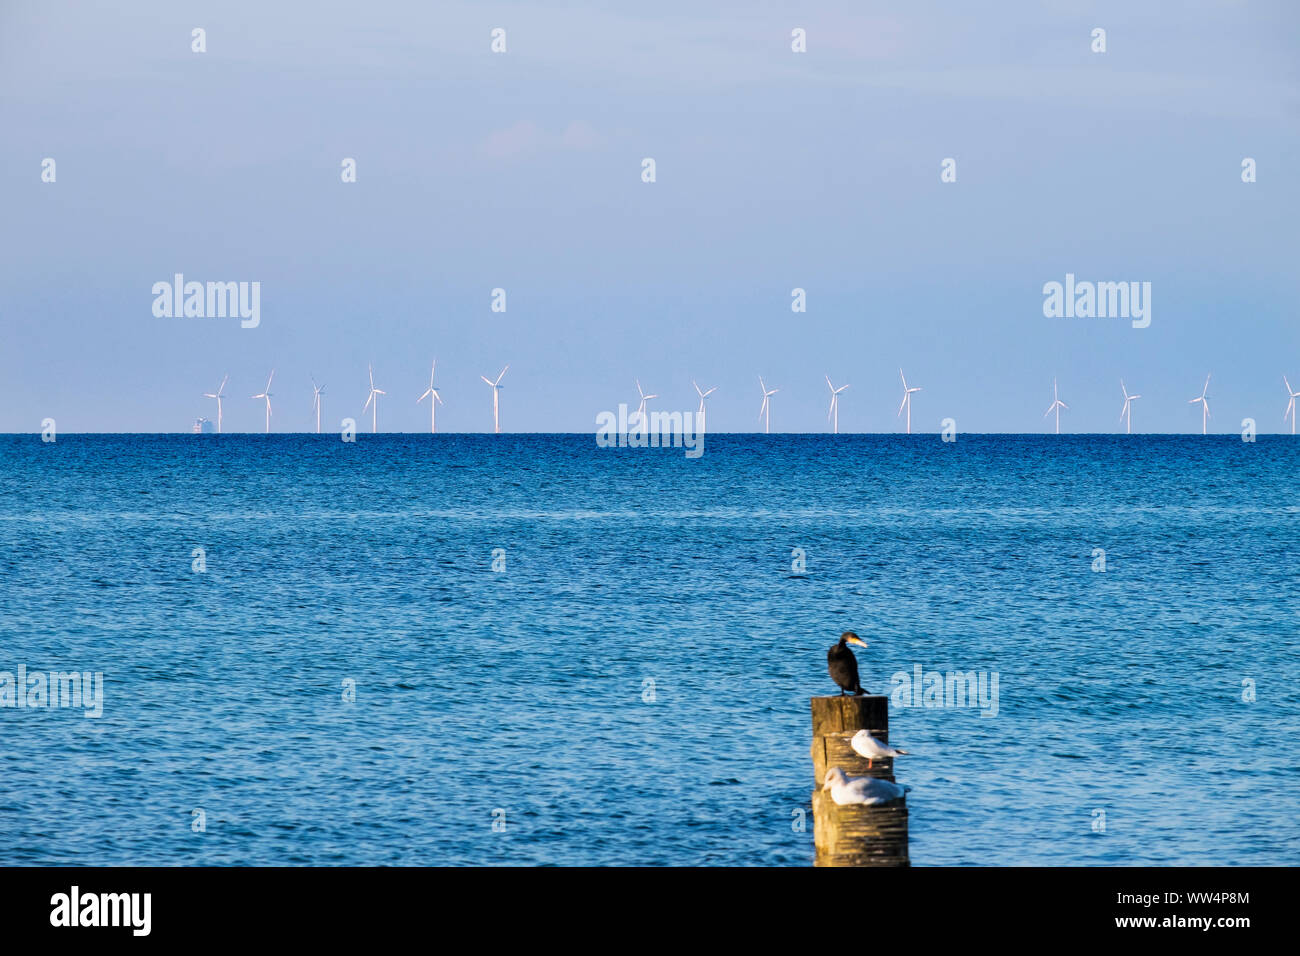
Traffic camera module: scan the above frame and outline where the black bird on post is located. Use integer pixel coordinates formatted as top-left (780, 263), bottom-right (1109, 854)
top-left (827, 631), bottom-right (868, 695)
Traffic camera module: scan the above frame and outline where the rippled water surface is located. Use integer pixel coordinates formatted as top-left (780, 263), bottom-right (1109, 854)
top-left (1, 434), bottom-right (1296, 865)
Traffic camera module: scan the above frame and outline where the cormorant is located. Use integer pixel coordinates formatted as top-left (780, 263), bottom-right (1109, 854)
top-left (827, 631), bottom-right (868, 695)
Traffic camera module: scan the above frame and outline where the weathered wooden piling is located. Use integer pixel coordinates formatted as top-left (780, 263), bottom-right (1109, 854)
top-left (810, 695), bottom-right (910, 867)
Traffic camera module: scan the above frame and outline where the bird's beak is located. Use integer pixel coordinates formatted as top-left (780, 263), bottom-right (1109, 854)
top-left (846, 636), bottom-right (868, 648)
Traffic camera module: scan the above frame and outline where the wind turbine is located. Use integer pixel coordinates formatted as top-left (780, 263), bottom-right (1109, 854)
top-left (1284, 375), bottom-right (1300, 435)
top-left (251, 369), bottom-right (274, 433)
top-left (311, 377), bottom-right (325, 434)
top-left (634, 379), bottom-right (658, 432)
top-left (418, 360), bottom-right (444, 434)
top-left (1119, 380), bottom-right (1140, 434)
top-left (758, 376), bottom-right (778, 434)
top-left (203, 375), bottom-right (228, 433)
top-left (897, 369), bottom-right (922, 434)
top-left (692, 380), bottom-right (717, 434)
top-left (362, 363), bottom-right (385, 433)
top-left (1043, 377), bottom-right (1068, 434)
top-left (825, 376), bottom-right (849, 434)
top-left (1188, 374), bottom-right (1210, 435)
top-left (480, 365), bottom-right (508, 433)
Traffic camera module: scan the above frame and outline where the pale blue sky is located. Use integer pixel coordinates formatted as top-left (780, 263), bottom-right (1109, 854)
top-left (2, 0), bottom-right (1297, 432)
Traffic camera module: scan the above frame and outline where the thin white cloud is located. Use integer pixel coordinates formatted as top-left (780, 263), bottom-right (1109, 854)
top-left (480, 119), bottom-right (607, 159)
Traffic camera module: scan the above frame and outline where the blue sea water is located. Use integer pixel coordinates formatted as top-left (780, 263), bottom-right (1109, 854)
top-left (0, 434), bottom-right (1296, 866)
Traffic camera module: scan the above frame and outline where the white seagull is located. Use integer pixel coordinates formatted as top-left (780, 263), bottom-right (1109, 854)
top-left (849, 730), bottom-right (909, 769)
top-left (822, 767), bottom-right (911, 806)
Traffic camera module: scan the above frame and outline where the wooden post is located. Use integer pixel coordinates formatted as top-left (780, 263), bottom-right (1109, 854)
top-left (811, 695), bottom-right (910, 867)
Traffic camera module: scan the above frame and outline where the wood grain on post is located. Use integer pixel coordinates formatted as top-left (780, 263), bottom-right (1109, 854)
top-left (811, 695), bottom-right (889, 739)
top-left (812, 791), bottom-right (910, 866)
top-left (810, 695), bottom-right (892, 784)
top-left (810, 694), bottom-right (909, 867)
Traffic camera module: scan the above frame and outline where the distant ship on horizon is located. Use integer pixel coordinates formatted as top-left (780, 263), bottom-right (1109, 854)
top-left (192, 418), bottom-right (215, 434)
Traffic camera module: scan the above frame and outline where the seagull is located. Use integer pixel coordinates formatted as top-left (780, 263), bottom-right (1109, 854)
top-left (827, 631), bottom-right (868, 696)
top-left (822, 767), bottom-right (911, 806)
top-left (849, 730), bottom-right (909, 769)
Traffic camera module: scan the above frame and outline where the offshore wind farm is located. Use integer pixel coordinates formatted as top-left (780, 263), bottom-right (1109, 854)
top-left (114, 364), bottom-right (1300, 435)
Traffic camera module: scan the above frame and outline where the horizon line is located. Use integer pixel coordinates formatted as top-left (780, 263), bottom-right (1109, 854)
top-left (4, 432), bottom-right (1297, 438)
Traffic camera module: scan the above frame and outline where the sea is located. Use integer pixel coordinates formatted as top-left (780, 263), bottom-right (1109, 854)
top-left (1, 434), bottom-right (1296, 866)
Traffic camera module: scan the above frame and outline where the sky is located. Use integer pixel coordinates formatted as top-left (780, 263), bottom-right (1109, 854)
top-left (1, 0), bottom-right (1297, 433)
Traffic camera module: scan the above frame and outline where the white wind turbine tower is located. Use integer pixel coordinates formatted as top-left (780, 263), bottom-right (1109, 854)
top-left (692, 380), bottom-right (718, 434)
top-left (897, 369), bottom-right (922, 434)
top-left (418, 360), bottom-right (444, 434)
top-left (634, 379), bottom-right (658, 432)
top-left (251, 369), bottom-right (274, 433)
top-left (758, 376), bottom-right (778, 434)
top-left (480, 365), bottom-right (509, 434)
top-left (1043, 377), bottom-right (1068, 434)
top-left (203, 374), bottom-right (228, 433)
top-left (311, 377), bottom-right (325, 434)
top-left (1119, 380), bottom-right (1140, 434)
top-left (825, 376), bottom-right (849, 434)
top-left (1188, 374), bottom-right (1211, 435)
top-left (1283, 375), bottom-right (1300, 435)
top-left (362, 363), bottom-right (385, 433)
